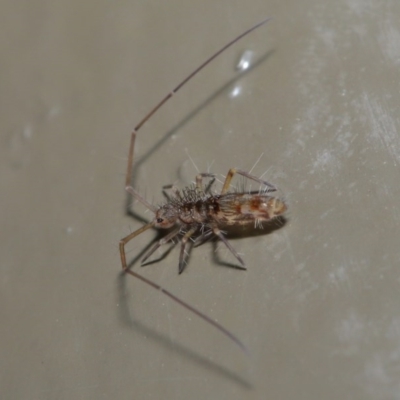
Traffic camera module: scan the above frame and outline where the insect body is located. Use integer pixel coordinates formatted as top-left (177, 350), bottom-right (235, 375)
top-left (119, 18), bottom-right (286, 352)
top-left (149, 170), bottom-right (286, 273)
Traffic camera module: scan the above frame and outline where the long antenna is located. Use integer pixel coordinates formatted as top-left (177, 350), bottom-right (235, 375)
top-left (124, 268), bottom-right (249, 353)
top-left (123, 18), bottom-right (271, 353)
top-left (133, 18), bottom-right (271, 134)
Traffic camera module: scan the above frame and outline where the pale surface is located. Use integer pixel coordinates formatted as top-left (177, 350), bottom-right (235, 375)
top-left (2, 1), bottom-right (400, 399)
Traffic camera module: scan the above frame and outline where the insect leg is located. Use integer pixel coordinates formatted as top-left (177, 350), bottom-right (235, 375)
top-left (212, 227), bottom-right (247, 270)
top-left (178, 227), bottom-right (198, 274)
top-left (221, 168), bottom-right (277, 195)
top-left (122, 225), bottom-right (248, 352)
top-left (162, 184), bottom-right (182, 201)
top-left (193, 229), bottom-right (213, 248)
top-left (120, 221), bottom-right (156, 270)
top-left (125, 131), bottom-right (157, 212)
top-left (141, 228), bottom-right (181, 265)
top-left (123, 267), bottom-right (248, 353)
top-left (195, 173), bottom-right (216, 193)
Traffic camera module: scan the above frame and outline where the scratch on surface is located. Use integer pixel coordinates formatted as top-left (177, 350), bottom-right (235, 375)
top-left (310, 148), bottom-right (340, 177)
top-left (329, 265), bottom-right (351, 291)
top-left (279, 229), bottom-right (296, 268)
top-left (360, 318), bottom-right (400, 398)
top-left (362, 93), bottom-right (400, 165)
top-left (363, 351), bottom-right (400, 399)
top-left (379, 21), bottom-right (400, 65)
top-left (335, 310), bottom-right (400, 398)
top-left (337, 309), bottom-right (365, 346)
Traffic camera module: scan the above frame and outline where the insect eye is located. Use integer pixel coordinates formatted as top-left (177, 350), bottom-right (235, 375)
top-left (156, 218), bottom-right (164, 223)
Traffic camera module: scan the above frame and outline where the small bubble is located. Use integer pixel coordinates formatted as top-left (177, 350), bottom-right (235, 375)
top-left (22, 125), bottom-right (33, 139)
top-left (236, 50), bottom-right (255, 72)
top-left (229, 85), bottom-right (242, 98)
top-left (48, 106), bottom-right (61, 118)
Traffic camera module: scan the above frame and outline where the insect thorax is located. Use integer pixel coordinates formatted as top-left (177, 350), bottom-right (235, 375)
top-left (159, 187), bottom-right (218, 227)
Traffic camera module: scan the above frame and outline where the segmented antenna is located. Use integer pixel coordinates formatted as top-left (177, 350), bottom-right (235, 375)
top-left (133, 18), bottom-right (271, 134)
top-left (123, 18), bottom-right (271, 353)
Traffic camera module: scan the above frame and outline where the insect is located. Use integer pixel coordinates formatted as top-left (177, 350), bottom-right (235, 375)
top-left (120, 18), bottom-right (287, 352)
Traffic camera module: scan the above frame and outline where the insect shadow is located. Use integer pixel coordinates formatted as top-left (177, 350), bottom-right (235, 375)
top-left (116, 271), bottom-right (253, 389)
top-left (118, 19), bottom-right (285, 354)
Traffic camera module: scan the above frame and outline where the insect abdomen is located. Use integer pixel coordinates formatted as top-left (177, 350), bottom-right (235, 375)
top-left (217, 193), bottom-right (286, 226)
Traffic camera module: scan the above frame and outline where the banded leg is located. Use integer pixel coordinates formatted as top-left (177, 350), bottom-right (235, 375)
top-left (213, 227), bottom-right (247, 270)
top-left (119, 221), bottom-right (156, 270)
top-left (141, 228), bottom-right (181, 265)
top-left (125, 131), bottom-right (157, 212)
top-left (120, 221), bottom-right (247, 353)
top-left (193, 229), bottom-right (213, 248)
top-left (196, 173), bottom-right (216, 193)
top-left (221, 168), bottom-right (276, 195)
top-left (178, 227), bottom-right (198, 274)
